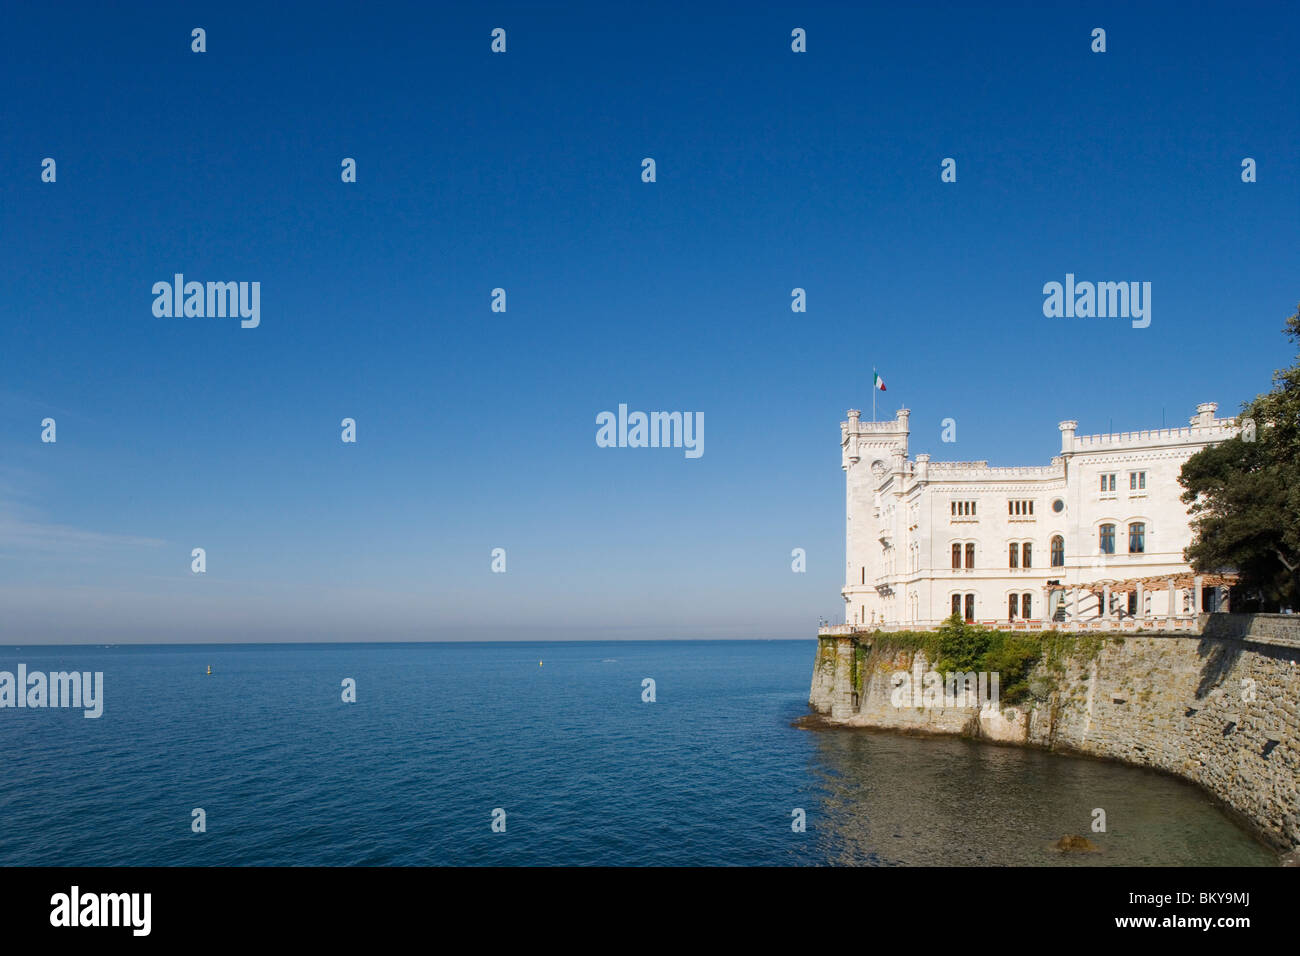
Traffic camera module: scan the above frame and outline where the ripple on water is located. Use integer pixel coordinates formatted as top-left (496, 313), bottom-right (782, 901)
top-left (0, 641), bottom-right (1278, 866)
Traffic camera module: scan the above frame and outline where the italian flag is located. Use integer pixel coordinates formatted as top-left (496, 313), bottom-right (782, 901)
top-left (873, 372), bottom-right (887, 391)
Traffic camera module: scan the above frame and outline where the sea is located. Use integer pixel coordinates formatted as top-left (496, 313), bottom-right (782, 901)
top-left (0, 640), bottom-right (1278, 866)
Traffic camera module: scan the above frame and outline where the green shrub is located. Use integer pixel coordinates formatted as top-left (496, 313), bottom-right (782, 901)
top-left (862, 615), bottom-right (1091, 705)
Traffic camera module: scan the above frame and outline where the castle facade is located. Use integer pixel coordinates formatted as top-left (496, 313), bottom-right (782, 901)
top-left (839, 402), bottom-right (1240, 629)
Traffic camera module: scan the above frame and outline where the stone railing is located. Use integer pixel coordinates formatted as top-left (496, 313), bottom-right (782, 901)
top-left (818, 615), bottom-right (1205, 636)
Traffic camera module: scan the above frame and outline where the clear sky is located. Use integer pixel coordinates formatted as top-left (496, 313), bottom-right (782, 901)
top-left (1, 1), bottom-right (1296, 642)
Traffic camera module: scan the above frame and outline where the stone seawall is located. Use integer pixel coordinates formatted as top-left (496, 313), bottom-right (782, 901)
top-left (808, 614), bottom-right (1300, 852)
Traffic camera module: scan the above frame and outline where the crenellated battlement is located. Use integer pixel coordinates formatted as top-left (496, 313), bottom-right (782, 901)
top-left (1070, 421), bottom-right (1238, 449)
top-left (1061, 402), bottom-right (1239, 455)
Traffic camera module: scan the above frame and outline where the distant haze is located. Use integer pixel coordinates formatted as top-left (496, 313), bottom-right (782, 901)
top-left (1, 2), bottom-right (1295, 642)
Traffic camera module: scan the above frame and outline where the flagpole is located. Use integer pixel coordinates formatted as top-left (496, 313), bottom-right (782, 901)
top-left (872, 367), bottom-right (876, 422)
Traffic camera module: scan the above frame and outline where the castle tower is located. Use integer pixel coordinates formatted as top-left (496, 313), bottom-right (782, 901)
top-left (841, 407), bottom-right (910, 626)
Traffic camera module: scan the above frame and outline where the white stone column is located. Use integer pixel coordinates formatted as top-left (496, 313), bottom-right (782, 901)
top-left (1136, 582), bottom-right (1145, 618)
top-left (1102, 584), bottom-right (1110, 621)
top-left (1194, 574), bottom-right (1203, 615)
top-left (1167, 577), bottom-right (1176, 621)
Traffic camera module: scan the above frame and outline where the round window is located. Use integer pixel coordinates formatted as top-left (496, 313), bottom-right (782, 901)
top-left (1052, 499), bottom-right (1065, 513)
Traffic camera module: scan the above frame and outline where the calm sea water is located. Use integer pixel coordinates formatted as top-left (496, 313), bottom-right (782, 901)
top-left (0, 641), bottom-right (1277, 866)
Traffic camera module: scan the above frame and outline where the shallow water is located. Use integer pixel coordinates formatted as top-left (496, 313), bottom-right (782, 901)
top-left (0, 641), bottom-right (1276, 865)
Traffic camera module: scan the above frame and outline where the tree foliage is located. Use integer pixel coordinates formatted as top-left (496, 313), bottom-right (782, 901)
top-left (932, 613), bottom-right (1042, 703)
top-left (1179, 303), bottom-right (1300, 608)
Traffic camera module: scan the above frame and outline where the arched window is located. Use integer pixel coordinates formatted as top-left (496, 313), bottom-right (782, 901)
top-left (965, 543), bottom-right (975, 569)
top-left (1099, 524), bottom-right (1115, 555)
top-left (1022, 593), bottom-right (1032, 618)
top-left (952, 543), bottom-right (961, 569)
top-left (1009, 543), bottom-right (1019, 568)
top-left (1008, 594), bottom-right (1019, 619)
top-left (1129, 522), bottom-right (1145, 554)
top-left (951, 594), bottom-right (961, 617)
top-left (1051, 535), bottom-right (1064, 567)
top-left (964, 593), bottom-right (975, 621)
top-left (1022, 542), bottom-right (1032, 569)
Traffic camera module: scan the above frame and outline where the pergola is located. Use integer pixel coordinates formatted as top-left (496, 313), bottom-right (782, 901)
top-left (1044, 571), bottom-right (1238, 622)
top-left (1076, 572), bottom-right (1239, 594)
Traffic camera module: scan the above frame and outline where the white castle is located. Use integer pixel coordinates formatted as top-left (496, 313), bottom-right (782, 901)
top-left (833, 401), bottom-right (1241, 632)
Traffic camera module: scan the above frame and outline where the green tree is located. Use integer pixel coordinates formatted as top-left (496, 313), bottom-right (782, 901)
top-left (934, 613), bottom-right (988, 672)
top-left (1179, 303), bottom-right (1300, 608)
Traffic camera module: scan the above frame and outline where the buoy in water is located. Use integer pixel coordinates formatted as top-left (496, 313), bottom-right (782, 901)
top-left (539, 661), bottom-right (543, 667)
top-left (206, 665), bottom-right (212, 675)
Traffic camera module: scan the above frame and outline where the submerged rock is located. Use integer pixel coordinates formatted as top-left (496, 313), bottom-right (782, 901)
top-left (1053, 835), bottom-right (1100, 853)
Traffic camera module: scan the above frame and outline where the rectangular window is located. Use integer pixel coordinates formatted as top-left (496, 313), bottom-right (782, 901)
top-left (1100, 473), bottom-right (1116, 492)
top-left (964, 593), bottom-right (975, 621)
top-left (1129, 522), bottom-right (1145, 554)
top-left (1128, 592), bottom-right (1138, 616)
top-left (1130, 471), bottom-right (1146, 491)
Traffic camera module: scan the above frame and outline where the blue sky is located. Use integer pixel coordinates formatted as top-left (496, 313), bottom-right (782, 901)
top-left (1, 1), bottom-right (1296, 641)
